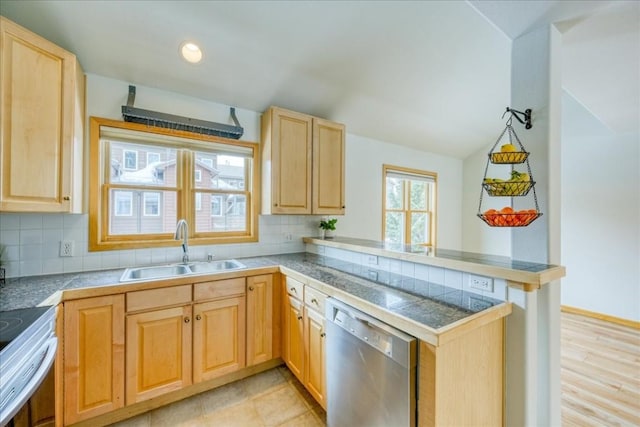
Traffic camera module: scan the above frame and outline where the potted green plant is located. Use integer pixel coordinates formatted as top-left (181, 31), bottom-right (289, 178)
top-left (319, 218), bottom-right (338, 239)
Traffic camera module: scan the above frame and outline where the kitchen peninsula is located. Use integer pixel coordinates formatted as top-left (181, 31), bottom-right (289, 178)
top-left (0, 237), bottom-right (566, 426)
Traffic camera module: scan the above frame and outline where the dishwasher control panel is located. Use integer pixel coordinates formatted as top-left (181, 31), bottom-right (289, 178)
top-left (332, 303), bottom-right (394, 356)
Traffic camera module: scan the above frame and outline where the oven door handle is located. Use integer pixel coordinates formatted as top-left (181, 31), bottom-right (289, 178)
top-left (0, 336), bottom-right (57, 425)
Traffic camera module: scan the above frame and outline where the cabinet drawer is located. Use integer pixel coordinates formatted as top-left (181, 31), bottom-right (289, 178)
top-left (304, 286), bottom-right (328, 314)
top-left (194, 278), bottom-right (246, 301)
top-left (286, 277), bottom-right (304, 300)
top-left (127, 285), bottom-right (192, 312)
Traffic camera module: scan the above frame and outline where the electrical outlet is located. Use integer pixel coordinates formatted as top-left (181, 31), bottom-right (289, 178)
top-left (283, 232), bottom-right (293, 242)
top-left (469, 274), bottom-right (493, 292)
top-left (60, 240), bottom-right (75, 257)
top-left (367, 255), bottom-right (378, 265)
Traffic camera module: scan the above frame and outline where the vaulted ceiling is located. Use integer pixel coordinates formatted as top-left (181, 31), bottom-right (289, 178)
top-left (2, 1), bottom-right (637, 158)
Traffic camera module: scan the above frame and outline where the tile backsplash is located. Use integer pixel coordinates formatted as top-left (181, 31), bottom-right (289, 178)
top-left (0, 213), bottom-right (323, 278)
top-left (306, 244), bottom-right (507, 301)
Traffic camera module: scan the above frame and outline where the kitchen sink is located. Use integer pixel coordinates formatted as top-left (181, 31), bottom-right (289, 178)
top-left (187, 259), bottom-right (246, 273)
top-left (120, 259), bottom-right (247, 282)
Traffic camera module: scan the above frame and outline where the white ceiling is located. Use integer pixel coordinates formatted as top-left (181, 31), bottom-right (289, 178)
top-left (2, 1), bottom-right (637, 158)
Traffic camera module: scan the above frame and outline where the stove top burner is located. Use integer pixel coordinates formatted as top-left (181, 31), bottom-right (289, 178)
top-left (0, 307), bottom-right (50, 351)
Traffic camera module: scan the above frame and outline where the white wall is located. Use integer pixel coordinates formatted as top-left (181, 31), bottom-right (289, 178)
top-left (561, 92), bottom-right (640, 322)
top-left (342, 134), bottom-right (463, 250)
top-left (462, 143), bottom-right (511, 256)
top-left (0, 74), bottom-right (464, 277)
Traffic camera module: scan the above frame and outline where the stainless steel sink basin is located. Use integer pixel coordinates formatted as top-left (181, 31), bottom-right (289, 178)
top-left (120, 259), bottom-right (247, 282)
top-left (187, 260), bottom-right (246, 273)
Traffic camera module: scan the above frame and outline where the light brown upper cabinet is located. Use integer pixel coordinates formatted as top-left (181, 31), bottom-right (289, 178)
top-left (0, 17), bottom-right (84, 213)
top-left (261, 106), bottom-right (345, 215)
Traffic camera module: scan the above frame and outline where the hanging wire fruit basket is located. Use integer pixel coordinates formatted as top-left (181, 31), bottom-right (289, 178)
top-left (482, 180), bottom-right (535, 197)
top-left (477, 108), bottom-right (542, 227)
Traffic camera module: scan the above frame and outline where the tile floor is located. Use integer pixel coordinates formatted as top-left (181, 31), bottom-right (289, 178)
top-left (109, 366), bottom-right (326, 427)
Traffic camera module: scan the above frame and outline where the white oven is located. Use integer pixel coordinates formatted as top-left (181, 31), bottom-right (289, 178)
top-left (0, 306), bottom-right (57, 426)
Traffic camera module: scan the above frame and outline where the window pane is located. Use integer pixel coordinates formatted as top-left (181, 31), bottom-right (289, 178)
top-left (410, 180), bottom-right (427, 210)
top-left (195, 193), bottom-right (247, 233)
top-left (109, 189), bottom-right (177, 235)
top-left (143, 192), bottom-right (160, 216)
top-left (196, 152), bottom-right (246, 190)
top-left (411, 212), bottom-right (429, 245)
top-left (109, 142), bottom-right (177, 186)
top-left (386, 177), bottom-right (403, 209)
top-left (385, 212), bottom-right (404, 244)
top-left (114, 191), bottom-right (132, 216)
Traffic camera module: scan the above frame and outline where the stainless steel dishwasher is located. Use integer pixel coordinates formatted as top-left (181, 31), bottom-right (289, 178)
top-left (325, 298), bottom-right (417, 427)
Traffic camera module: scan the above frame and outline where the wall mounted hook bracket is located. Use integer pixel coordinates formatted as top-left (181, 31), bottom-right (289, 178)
top-left (502, 107), bottom-right (532, 129)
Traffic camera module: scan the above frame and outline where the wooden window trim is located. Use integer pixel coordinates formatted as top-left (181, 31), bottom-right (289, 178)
top-left (382, 164), bottom-right (437, 247)
top-left (89, 117), bottom-right (260, 251)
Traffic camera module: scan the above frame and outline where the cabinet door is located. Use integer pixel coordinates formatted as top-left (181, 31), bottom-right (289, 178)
top-left (304, 307), bottom-right (327, 409)
top-left (63, 295), bottom-right (125, 425)
top-left (0, 17), bottom-right (84, 213)
top-left (268, 107), bottom-right (313, 214)
top-left (193, 297), bottom-right (246, 383)
top-left (312, 118), bottom-right (346, 215)
top-left (246, 274), bottom-right (274, 365)
top-left (126, 305), bottom-right (192, 404)
top-left (284, 296), bottom-right (305, 382)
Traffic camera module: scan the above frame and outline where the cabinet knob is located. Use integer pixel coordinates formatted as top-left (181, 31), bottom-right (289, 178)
top-left (297, 315), bottom-right (303, 321)
top-left (342, 205), bottom-right (345, 209)
top-left (275, 203), bottom-right (278, 207)
top-left (311, 298), bottom-right (318, 304)
top-left (320, 332), bottom-right (326, 338)
top-left (196, 314), bottom-right (202, 321)
top-left (184, 317), bottom-right (190, 323)
top-left (249, 286), bottom-right (255, 291)
top-left (63, 196), bottom-right (70, 201)
top-left (290, 287), bottom-right (297, 293)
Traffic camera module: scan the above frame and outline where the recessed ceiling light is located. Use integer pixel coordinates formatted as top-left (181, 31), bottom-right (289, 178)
top-left (180, 41), bottom-right (203, 64)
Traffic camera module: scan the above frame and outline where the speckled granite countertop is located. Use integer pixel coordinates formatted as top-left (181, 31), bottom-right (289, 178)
top-left (304, 236), bottom-right (566, 287)
top-left (0, 252), bottom-right (510, 342)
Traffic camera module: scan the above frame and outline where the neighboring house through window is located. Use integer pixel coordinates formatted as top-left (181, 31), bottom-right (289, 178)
top-left (143, 192), bottom-right (160, 216)
top-left (123, 149), bottom-right (138, 170)
top-left (382, 164), bottom-right (437, 247)
top-left (114, 191), bottom-right (132, 216)
top-left (147, 152), bottom-right (161, 164)
top-left (89, 117), bottom-right (258, 250)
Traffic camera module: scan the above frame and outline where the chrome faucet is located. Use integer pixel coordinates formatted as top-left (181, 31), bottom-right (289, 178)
top-left (174, 219), bottom-right (189, 264)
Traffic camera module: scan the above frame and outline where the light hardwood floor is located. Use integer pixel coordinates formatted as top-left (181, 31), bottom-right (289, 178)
top-left (561, 311), bottom-right (640, 426)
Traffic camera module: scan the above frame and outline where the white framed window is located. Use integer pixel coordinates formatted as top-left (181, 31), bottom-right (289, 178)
top-left (195, 169), bottom-right (202, 182)
top-left (123, 150), bottom-right (138, 170)
top-left (195, 193), bottom-right (202, 211)
top-left (383, 165), bottom-right (437, 247)
top-left (143, 192), bottom-right (160, 216)
top-left (147, 152), bottom-right (160, 164)
top-left (201, 158), bottom-right (214, 168)
top-left (114, 191), bottom-right (132, 216)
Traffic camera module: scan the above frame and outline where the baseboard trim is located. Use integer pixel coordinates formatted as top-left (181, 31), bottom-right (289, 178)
top-left (561, 305), bottom-right (640, 330)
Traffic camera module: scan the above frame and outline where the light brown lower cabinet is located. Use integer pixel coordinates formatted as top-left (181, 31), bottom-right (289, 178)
top-left (282, 276), bottom-right (327, 409)
top-left (63, 295), bottom-right (125, 425)
top-left (304, 305), bottom-right (326, 409)
top-left (193, 296), bottom-right (246, 382)
top-left (246, 274), bottom-right (274, 366)
top-left (284, 295), bottom-right (305, 380)
top-left (125, 304), bottom-right (193, 404)
top-left (12, 368), bottom-right (55, 427)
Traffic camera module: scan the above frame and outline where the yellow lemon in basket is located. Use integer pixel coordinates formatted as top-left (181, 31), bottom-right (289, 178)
top-left (501, 144), bottom-right (517, 152)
